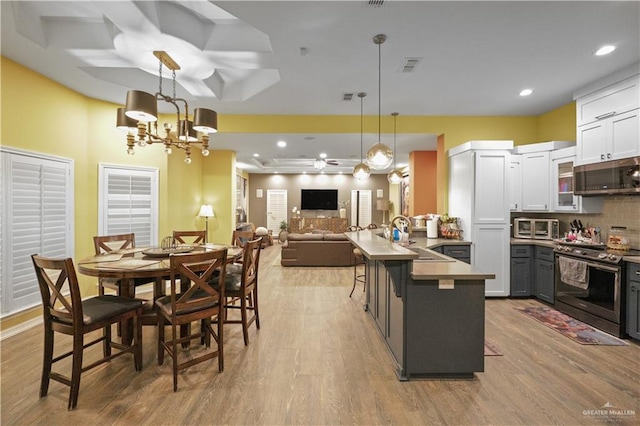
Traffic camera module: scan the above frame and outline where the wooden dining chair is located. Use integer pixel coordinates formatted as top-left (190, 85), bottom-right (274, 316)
top-left (31, 254), bottom-right (143, 410)
top-left (156, 249), bottom-right (227, 392)
top-left (231, 230), bottom-right (255, 249)
top-left (172, 230), bottom-right (206, 245)
top-left (218, 237), bottom-right (263, 346)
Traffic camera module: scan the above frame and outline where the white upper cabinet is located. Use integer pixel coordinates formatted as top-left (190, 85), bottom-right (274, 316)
top-left (509, 154), bottom-right (522, 211)
top-left (550, 146), bottom-right (603, 213)
top-left (575, 73), bottom-right (640, 165)
top-left (521, 151), bottom-right (550, 211)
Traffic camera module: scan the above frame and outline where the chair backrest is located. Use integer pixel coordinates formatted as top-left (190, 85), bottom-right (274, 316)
top-left (367, 223), bottom-right (378, 230)
top-left (31, 255), bottom-right (82, 325)
top-left (168, 249), bottom-right (227, 316)
top-left (239, 238), bottom-right (263, 291)
top-left (231, 230), bottom-right (255, 248)
top-left (94, 233), bottom-right (135, 255)
top-left (173, 230), bottom-right (206, 245)
top-left (347, 225), bottom-right (363, 232)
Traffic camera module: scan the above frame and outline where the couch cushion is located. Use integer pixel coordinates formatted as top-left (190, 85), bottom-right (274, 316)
top-left (323, 233), bottom-right (348, 241)
top-left (288, 233), bottom-right (324, 241)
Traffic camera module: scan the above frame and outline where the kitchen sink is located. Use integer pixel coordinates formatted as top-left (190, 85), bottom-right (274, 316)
top-left (409, 247), bottom-right (455, 262)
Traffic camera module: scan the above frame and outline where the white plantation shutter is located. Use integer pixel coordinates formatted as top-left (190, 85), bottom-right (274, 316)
top-left (350, 190), bottom-right (372, 227)
top-left (266, 189), bottom-right (287, 235)
top-left (98, 164), bottom-right (158, 247)
top-left (1, 148), bottom-right (74, 315)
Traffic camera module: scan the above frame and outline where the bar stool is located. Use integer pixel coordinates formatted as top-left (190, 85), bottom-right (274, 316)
top-left (350, 247), bottom-right (366, 297)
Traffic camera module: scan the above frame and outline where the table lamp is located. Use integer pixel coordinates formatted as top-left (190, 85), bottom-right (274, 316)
top-left (198, 204), bottom-right (215, 243)
top-left (376, 199), bottom-right (390, 225)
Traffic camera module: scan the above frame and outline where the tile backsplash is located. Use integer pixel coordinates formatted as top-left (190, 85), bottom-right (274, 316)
top-left (511, 195), bottom-right (640, 249)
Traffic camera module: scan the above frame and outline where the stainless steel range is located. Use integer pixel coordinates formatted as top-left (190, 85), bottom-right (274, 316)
top-left (554, 244), bottom-right (629, 337)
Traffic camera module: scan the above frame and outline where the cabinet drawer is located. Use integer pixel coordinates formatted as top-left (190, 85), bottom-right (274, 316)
top-left (511, 245), bottom-right (532, 258)
top-left (535, 246), bottom-right (554, 262)
top-left (628, 263), bottom-right (640, 282)
top-left (443, 245), bottom-right (470, 259)
top-left (577, 76), bottom-right (640, 126)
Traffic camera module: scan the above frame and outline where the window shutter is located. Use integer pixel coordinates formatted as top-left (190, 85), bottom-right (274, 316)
top-left (266, 189), bottom-right (287, 234)
top-left (350, 190), bottom-right (372, 227)
top-left (1, 148), bottom-right (74, 314)
top-left (99, 165), bottom-right (158, 247)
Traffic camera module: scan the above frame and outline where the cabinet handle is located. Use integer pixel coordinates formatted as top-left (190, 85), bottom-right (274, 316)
top-left (572, 204), bottom-right (576, 209)
top-left (636, 271), bottom-right (640, 276)
top-left (601, 154), bottom-right (605, 160)
top-left (632, 287), bottom-right (637, 293)
top-left (595, 111), bottom-right (616, 120)
top-left (607, 153), bottom-right (612, 159)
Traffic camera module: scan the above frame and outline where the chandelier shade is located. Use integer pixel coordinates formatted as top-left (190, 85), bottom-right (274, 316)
top-left (366, 33), bottom-right (393, 171)
top-left (116, 107), bottom-right (138, 132)
top-left (193, 108), bottom-right (218, 134)
top-left (124, 90), bottom-right (158, 122)
top-left (178, 120), bottom-right (197, 142)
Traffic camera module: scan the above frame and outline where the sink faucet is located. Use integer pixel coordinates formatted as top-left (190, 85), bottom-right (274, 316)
top-left (389, 215), bottom-right (412, 242)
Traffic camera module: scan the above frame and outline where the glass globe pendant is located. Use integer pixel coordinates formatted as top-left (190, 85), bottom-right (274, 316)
top-left (366, 34), bottom-right (393, 171)
top-left (353, 162), bottom-right (371, 180)
top-left (387, 112), bottom-right (403, 184)
top-left (387, 168), bottom-right (403, 184)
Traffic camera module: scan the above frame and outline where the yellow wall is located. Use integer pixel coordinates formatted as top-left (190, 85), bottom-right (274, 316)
top-left (0, 55), bottom-right (577, 331)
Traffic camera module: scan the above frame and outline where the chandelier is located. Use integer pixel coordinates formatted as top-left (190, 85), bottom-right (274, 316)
top-left (366, 34), bottom-right (393, 170)
top-left (353, 92), bottom-right (371, 180)
top-left (117, 51), bottom-right (218, 164)
top-left (387, 112), bottom-right (404, 184)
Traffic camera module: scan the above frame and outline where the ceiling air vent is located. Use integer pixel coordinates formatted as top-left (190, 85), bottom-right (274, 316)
top-left (343, 93), bottom-right (354, 101)
top-left (400, 57), bottom-right (422, 73)
top-left (368, 0), bottom-right (384, 7)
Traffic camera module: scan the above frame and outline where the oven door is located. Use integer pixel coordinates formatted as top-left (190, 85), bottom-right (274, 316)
top-left (555, 255), bottom-right (621, 323)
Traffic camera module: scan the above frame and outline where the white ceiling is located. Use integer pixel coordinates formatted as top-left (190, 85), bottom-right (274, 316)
top-left (2, 1), bottom-right (639, 174)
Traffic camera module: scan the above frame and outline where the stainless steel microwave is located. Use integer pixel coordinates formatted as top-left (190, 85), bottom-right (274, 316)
top-left (574, 156), bottom-right (640, 195)
top-left (513, 218), bottom-right (559, 240)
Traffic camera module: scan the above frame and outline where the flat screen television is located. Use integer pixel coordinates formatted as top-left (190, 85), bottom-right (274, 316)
top-left (301, 189), bottom-right (338, 210)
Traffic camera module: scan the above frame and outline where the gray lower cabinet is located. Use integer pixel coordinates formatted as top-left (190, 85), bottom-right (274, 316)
top-left (367, 259), bottom-right (484, 380)
top-left (432, 245), bottom-right (471, 264)
top-left (510, 245), bottom-right (533, 297)
top-left (535, 246), bottom-right (555, 304)
top-left (627, 263), bottom-right (640, 340)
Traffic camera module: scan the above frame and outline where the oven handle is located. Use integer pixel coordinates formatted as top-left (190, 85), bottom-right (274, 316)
top-left (557, 256), bottom-right (620, 273)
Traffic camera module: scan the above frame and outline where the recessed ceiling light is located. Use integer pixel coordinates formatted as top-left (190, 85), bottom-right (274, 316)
top-left (319, 153), bottom-right (327, 158)
top-left (519, 89), bottom-right (533, 97)
top-left (253, 153), bottom-right (259, 157)
top-left (277, 140), bottom-right (286, 148)
top-left (595, 45), bottom-right (616, 56)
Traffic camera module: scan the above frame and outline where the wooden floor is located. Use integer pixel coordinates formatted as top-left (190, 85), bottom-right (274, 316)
top-left (2, 244), bottom-right (639, 425)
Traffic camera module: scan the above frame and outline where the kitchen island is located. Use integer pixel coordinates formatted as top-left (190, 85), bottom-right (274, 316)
top-left (345, 230), bottom-right (494, 380)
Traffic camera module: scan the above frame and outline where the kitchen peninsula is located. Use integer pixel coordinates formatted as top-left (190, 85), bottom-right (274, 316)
top-left (346, 230), bottom-right (494, 380)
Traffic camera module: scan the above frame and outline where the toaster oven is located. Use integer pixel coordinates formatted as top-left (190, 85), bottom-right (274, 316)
top-left (513, 218), bottom-right (559, 240)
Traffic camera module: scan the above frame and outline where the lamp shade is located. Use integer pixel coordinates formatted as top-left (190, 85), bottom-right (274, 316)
top-left (125, 90), bottom-right (158, 122)
top-left (193, 108), bottom-right (218, 134)
top-left (179, 120), bottom-right (198, 142)
top-left (376, 199), bottom-right (391, 211)
top-left (198, 204), bottom-right (214, 218)
top-left (116, 107), bottom-right (138, 132)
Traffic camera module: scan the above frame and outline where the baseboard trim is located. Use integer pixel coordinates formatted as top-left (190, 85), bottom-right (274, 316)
top-left (1, 316), bottom-right (42, 341)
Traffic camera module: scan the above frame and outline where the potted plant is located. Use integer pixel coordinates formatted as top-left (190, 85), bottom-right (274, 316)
top-left (278, 220), bottom-right (289, 243)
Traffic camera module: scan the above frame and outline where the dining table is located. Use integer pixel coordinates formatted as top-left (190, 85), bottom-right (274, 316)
top-left (78, 243), bottom-right (243, 346)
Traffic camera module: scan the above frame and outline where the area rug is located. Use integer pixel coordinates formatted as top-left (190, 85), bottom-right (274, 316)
top-left (272, 255), bottom-right (282, 266)
top-left (484, 341), bottom-right (503, 356)
top-left (516, 306), bottom-right (629, 346)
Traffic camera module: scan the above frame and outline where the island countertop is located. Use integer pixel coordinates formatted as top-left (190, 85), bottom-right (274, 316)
top-left (345, 230), bottom-right (495, 281)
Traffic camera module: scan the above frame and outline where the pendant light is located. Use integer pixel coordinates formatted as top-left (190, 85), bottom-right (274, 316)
top-left (387, 112), bottom-right (403, 184)
top-left (366, 34), bottom-right (393, 170)
top-left (353, 92), bottom-right (371, 180)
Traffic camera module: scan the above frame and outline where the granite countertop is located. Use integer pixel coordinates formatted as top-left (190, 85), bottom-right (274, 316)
top-left (345, 230), bottom-right (494, 281)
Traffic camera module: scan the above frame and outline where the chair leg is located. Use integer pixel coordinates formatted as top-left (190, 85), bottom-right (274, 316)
top-left (253, 288), bottom-right (260, 330)
top-left (350, 262), bottom-right (359, 297)
top-left (217, 312), bottom-right (224, 372)
top-left (103, 322), bottom-right (112, 358)
top-left (134, 311), bottom-right (142, 371)
top-left (68, 333), bottom-right (84, 410)
top-left (241, 295), bottom-right (249, 346)
top-left (158, 316), bottom-right (165, 366)
top-left (171, 323), bottom-right (179, 392)
top-left (40, 327), bottom-right (54, 398)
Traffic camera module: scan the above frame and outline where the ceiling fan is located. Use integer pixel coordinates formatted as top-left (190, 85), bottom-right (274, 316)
top-left (313, 158), bottom-right (339, 170)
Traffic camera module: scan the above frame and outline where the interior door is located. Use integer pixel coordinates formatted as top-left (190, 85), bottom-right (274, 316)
top-left (266, 189), bottom-right (287, 235)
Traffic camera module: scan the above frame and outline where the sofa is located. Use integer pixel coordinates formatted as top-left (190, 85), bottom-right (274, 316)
top-left (281, 232), bottom-right (356, 266)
